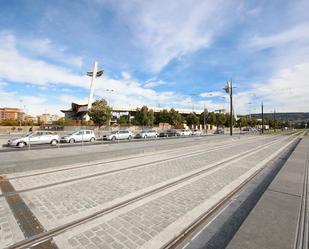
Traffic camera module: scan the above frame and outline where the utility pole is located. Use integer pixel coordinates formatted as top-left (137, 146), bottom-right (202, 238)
top-left (224, 80), bottom-right (233, 136)
top-left (203, 104), bottom-right (208, 134)
top-left (273, 108), bottom-right (276, 132)
top-left (261, 102), bottom-right (264, 134)
top-left (230, 81), bottom-right (233, 136)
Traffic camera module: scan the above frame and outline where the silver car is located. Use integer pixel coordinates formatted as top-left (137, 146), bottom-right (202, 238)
top-left (135, 130), bottom-right (158, 139)
top-left (176, 129), bottom-right (192, 136)
top-left (192, 129), bottom-right (203, 136)
top-left (103, 130), bottom-right (134, 141)
top-left (8, 131), bottom-right (59, 148)
top-left (60, 130), bottom-right (96, 143)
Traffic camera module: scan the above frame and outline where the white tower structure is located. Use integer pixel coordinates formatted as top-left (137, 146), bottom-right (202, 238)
top-left (85, 61), bottom-right (103, 121)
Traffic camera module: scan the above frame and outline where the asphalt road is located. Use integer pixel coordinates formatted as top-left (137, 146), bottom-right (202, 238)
top-left (0, 135), bottom-right (236, 174)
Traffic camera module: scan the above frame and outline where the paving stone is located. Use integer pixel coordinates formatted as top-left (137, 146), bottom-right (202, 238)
top-left (0, 198), bottom-right (24, 248)
top-left (21, 137), bottom-right (275, 231)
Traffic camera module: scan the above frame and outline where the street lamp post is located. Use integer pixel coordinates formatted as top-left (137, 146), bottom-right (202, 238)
top-left (224, 80), bottom-right (233, 136)
top-left (203, 104), bottom-right (208, 134)
top-left (247, 102), bottom-right (252, 119)
top-left (273, 108), bottom-right (276, 132)
top-left (261, 102), bottom-right (264, 134)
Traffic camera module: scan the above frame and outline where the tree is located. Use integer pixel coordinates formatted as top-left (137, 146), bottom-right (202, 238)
top-left (117, 116), bottom-right (128, 125)
top-left (208, 112), bottom-right (217, 125)
top-left (237, 117), bottom-right (248, 127)
top-left (216, 113), bottom-right (226, 127)
top-left (133, 106), bottom-right (154, 126)
top-left (199, 109), bottom-right (209, 125)
top-left (55, 118), bottom-right (70, 126)
top-left (169, 108), bottom-right (184, 125)
top-left (88, 99), bottom-right (112, 127)
top-left (154, 109), bottom-right (170, 124)
top-left (1, 119), bottom-right (18, 126)
top-left (186, 112), bottom-right (199, 126)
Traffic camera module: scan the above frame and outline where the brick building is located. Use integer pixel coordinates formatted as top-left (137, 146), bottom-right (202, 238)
top-left (0, 108), bottom-right (25, 121)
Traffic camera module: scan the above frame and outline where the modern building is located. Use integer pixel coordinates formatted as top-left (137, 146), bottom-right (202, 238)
top-left (0, 107), bottom-right (25, 121)
top-left (37, 114), bottom-right (60, 124)
top-left (61, 102), bottom-right (204, 121)
top-left (61, 102), bottom-right (89, 120)
top-left (24, 115), bottom-right (38, 123)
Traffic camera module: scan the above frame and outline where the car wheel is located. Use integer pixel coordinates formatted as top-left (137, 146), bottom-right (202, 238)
top-left (111, 136), bottom-right (116, 142)
top-left (90, 137), bottom-right (95, 143)
top-left (69, 138), bottom-right (75, 144)
top-left (51, 139), bottom-right (58, 146)
top-left (17, 142), bottom-right (26, 148)
top-left (128, 135), bottom-right (132, 140)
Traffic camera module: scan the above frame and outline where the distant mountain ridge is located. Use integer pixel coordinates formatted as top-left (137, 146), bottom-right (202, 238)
top-left (250, 112), bottom-right (309, 122)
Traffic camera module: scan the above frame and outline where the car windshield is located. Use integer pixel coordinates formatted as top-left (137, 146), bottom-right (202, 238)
top-left (111, 131), bottom-right (118, 134)
top-left (21, 132), bottom-right (33, 137)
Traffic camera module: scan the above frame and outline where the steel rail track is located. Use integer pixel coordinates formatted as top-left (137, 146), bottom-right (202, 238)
top-left (1, 136), bottom-right (276, 197)
top-left (4, 135), bottom-right (294, 249)
top-left (294, 147), bottom-right (309, 249)
top-left (162, 134), bottom-right (303, 249)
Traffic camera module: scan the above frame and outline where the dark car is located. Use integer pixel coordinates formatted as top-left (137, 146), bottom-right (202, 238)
top-left (158, 130), bottom-right (178, 137)
top-left (214, 127), bottom-right (225, 134)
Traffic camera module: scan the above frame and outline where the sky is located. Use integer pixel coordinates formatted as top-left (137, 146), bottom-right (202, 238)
top-left (0, 0), bottom-right (309, 116)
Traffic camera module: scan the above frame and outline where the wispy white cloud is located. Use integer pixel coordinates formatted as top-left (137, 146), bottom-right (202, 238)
top-left (253, 63), bottom-right (309, 112)
top-left (248, 22), bottom-right (309, 49)
top-left (107, 0), bottom-right (237, 72)
top-left (0, 33), bottom-right (204, 113)
top-left (0, 34), bottom-right (86, 87)
top-left (0, 84), bottom-right (62, 115)
top-left (20, 37), bottom-right (83, 67)
top-left (200, 91), bottom-right (224, 98)
top-left (143, 80), bottom-right (165, 88)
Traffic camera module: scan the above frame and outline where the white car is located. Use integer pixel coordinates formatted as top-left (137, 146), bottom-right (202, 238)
top-left (135, 130), bottom-right (158, 139)
top-left (192, 129), bottom-right (203, 136)
top-left (8, 131), bottom-right (59, 148)
top-left (103, 130), bottom-right (134, 141)
top-left (176, 129), bottom-right (192, 136)
top-left (60, 130), bottom-right (96, 143)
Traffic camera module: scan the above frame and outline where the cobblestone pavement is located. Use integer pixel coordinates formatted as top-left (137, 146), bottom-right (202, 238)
top-left (0, 197), bottom-right (24, 248)
top-left (8, 137), bottom-right (249, 191)
top-left (18, 136), bottom-right (278, 230)
top-left (53, 137), bottom-right (293, 249)
top-left (0, 134), bottom-right (295, 249)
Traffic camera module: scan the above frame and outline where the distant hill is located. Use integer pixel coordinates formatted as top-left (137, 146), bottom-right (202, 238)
top-left (250, 112), bottom-right (309, 123)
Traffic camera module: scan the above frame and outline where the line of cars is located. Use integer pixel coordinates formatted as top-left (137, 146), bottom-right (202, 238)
top-left (7, 128), bottom-right (204, 148)
top-left (7, 130), bottom-right (96, 148)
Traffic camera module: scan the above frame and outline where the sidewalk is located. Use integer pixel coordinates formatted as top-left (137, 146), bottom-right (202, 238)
top-left (227, 136), bottom-right (309, 249)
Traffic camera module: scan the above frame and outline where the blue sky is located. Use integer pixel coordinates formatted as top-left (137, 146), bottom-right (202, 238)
top-left (0, 0), bottom-right (309, 115)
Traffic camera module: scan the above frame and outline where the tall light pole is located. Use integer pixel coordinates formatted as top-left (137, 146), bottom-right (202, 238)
top-left (247, 102), bottom-right (252, 119)
top-left (202, 93), bottom-right (213, 134)
top-left (85, 61), bottom-right (104, 121)
top-left (224, 80), bottom-right (233, 136)
top-left (273, 108), bottom-right (276, 132)
top-left (203, 104), bottom-right (208, 134)
top-left (261, 102), bottom-right (264, 134)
